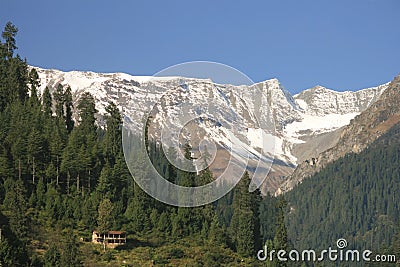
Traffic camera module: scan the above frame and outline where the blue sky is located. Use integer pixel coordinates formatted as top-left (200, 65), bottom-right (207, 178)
top-left (1, 0), bottom-right (399, 93)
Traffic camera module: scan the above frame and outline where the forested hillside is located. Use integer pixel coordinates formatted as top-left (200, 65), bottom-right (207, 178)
top-left (0, 22), bottom-right (287, 266)
top-left (286, 116), bottom-right (400, 266)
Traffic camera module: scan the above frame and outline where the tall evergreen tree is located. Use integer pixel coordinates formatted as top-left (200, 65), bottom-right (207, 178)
top-left (172, 142), bottom-right (204, 237)
top-left (60, 229), bottom-right (81, 266)
top-left (0, 22), bottom-right (28, 108)
top-left (104, 101), bottom-right (122, 165)
top-left (273, 198), bottom-right (288, 267)
top-left (230, 171), bottom-right (262, 257)
top-left (27, 126), bottom-right (47, 184)
top-left (8, 101), bottom-right (30, 180)
top-left (62, 92), bottom-right (98, 193)
top-left (97, 198), bottom-right (114, 234)
top-left (0, 210), bottom-right (29, 266)
top-left (77, 92), bottom-right (97, 135)
top-left (53, 83), bottom-right (64, 119)
top-left (124, 149), bottom-right (153, 232)
top-left (28, 68), bottom-right (40, 108)
top-left (1, 22), bottom-right (18, 59)
top-left (97, 198), bottom-right (114, 251)
top-left (42, 86), bottom-right (52, 116)
top-left (64, 85), bottom-right (74, 133)
top-left (49, 119), bottom-right (67, 186)
top-left (3, 179), bottom-right (29, 240)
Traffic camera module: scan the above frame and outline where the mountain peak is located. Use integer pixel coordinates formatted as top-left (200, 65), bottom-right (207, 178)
top-left (32, 66), bottom-right (390, 194)
top-left (278, 74), bottom-right (400, 194)
top-left (294, 83), bottom-right (386, 116)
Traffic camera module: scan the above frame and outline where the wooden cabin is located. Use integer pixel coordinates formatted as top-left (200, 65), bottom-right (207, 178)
top-left (92, 230), bottom-right (126, 248)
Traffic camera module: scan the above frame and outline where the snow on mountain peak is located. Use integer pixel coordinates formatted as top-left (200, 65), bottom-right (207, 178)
top-left (294, 83), bottom-right (387, 116)
top-left (33, 66), bottom-right (390, 193)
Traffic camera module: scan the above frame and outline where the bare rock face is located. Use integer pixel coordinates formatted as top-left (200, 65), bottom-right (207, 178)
top-left (279, 74), bottom-right (400, 194)
top-left (294, 84), bottom-right (386, 116)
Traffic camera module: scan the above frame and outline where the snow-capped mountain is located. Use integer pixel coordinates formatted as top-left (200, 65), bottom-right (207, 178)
top-left (34, 67), bottom-right (389, 193)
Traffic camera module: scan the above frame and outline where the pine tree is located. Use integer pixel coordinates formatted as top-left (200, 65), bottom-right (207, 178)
top-left (157, 211), bottom-right (172, 233)
top-left (64, 85), bottom-right (74, 133)
top-left (124, 142), bottom-right (153, 233)
top-left (3, 179), bottom-right (29, 240)
top-left (8, 55), bottom-right (29, 103)
top-left (230, 171), bottom-right (261, 257)
top-left (0, 234), bottom-right (29, 266)
top-left (208, 214), bottom-right (228, 247)
top-left (96, 163), bottom-right (113, 197)
top-left (0, 209), bottom-right (29, 266)
top-left (27, 127), bottom-right (47, 184)
top-left (79, 195), bottom-right (99, 233)
top-left (0, 22), bottom-right (27, 110)
top-left (1, 22), bottom-right (18, 59)
top-left (273, 198), bottom-right (288, 267)
top-left (53, 84), bottom-right (64, 119)
top-left (165, 146), bottom-right (178, 183)
top-left (77, 92), bottom-right (97, 135)
top-left (36, 178), bottom-right (46, 208)
top-left (97, 198), bottom-right (114, 250)
top-left (0, 110), bottom-right (12, 180)
top-left (49, 120), bottom-right (67, 186)
top-left (8, 101), bottom-right (29, 180)
top-left (60, 229), bottom-right (81, 266)
top-left (97, 198), bottom-right (114, 233)
top-left (259, 193), bottom-right (279, 242)
top-left (42, 86), bottom-right (52, 116)
top-left (112, 153), bottom-right (130, 199)
top-left (172, 142), bottom-right (204, 237)
top-left (28, 68), bottom-right (40, 108)
top-left (104, 101), bottom-right (122, 165)
top-left (198, 167), bottom-right (216, 237)
top-left (61, 129), bottom-right (83, 193)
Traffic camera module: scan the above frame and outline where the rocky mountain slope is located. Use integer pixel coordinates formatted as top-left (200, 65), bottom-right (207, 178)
top-left (34, 67), bottom-right (389, 193)
top-left (280, 74), bottom-right (400, 194)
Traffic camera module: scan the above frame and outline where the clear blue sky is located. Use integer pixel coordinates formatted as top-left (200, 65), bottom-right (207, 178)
top-left (1, 0), bottom-right (399, 93)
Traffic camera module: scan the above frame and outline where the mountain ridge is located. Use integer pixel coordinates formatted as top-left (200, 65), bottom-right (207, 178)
top-left (33, 66), bottom-right (390, 194)
top-left (279, 74), bottom-right (400, 194)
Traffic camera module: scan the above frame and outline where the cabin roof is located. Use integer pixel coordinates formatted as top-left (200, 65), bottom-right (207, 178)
top-left (93, 230), bottom-right (125, 235)
top-left (108, 230), bottom-right (125, 235)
